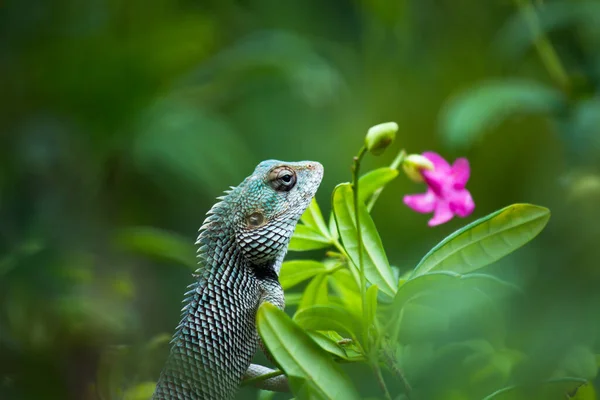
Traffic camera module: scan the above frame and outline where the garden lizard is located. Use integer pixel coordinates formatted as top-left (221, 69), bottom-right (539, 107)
top-left (152, 160), bottom-right (324, 399)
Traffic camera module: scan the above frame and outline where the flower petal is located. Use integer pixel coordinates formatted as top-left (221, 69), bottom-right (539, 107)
top-left (428, 200), bottom-right (454, 226)
top-left (451, 158), bottom-right (470, 189)
top-left (422, 170), bottom-right (445, 196)
top-left (422, 152), bottom-right (451, 173)
top-left (403, 190), bottom-right (437, 214)
top-left (421, 152), bottom-right (452, 196)
top-left (448, 189), bottom-right (475, 217)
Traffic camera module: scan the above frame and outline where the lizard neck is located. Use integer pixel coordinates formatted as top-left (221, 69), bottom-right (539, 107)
top-left (195, 196), bottom-right (286, 281)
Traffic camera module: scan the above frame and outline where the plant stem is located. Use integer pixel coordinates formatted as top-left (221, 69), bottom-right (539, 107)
top-left (366, 149), bottom-right (406, 212)
top-left (382, 345), bottom-right (412, 399)
top-left (389, 149), bottom-right (407, 170)
top-left (351, 146), bottom-right (368, 347)
top-left (514, 0), bottom-right (569, 91)
top-left (481, 377), bottom-right (586, 400)
top-left (373, 362), bottom-right (393, 400)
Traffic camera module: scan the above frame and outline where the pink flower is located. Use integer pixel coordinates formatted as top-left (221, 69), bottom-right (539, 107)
top-left (403, 152), bottom-right (475, 227)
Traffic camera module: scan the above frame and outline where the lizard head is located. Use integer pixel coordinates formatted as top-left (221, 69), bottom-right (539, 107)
top-left (234, 160), bottom-right (324, 265)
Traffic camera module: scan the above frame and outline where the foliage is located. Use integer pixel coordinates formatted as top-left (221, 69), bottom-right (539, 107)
top-left (252, 137), bottom-right (573, 399)
top-left (2, 0), bottom-right (600, 399)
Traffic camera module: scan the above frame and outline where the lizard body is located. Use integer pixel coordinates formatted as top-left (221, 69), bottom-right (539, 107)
top-left (153, 160), bottom-right (323, 400)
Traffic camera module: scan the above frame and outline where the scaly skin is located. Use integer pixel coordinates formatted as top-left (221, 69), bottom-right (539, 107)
top-left (153, 160), bottom-right (323, 400)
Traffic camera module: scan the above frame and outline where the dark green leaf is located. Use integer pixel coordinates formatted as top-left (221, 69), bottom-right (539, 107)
top-left (496, 2), bottom-right (600, 62)
top-left (561, 346), bottom-right (598, 380)
top-left (440, 80), bottom-right (564, 148)
top-left (482, 377), bottom-right (587, 400)
top-left (396, 302), bottom-right (450, 343)
top-left (257, 303), bottom-right (361, 400)
top-left (392, 272), bottom-right (458, 311)
top-left (134, 100), bottom-right (252, 193)
top-left (114, 227), bottom-right (197, 269)
top-left (389, 271), bottom-right (519, 343)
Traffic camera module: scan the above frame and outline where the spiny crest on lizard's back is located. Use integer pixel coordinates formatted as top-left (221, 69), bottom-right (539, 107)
top-left (194, 159), bottom-right (323, 271)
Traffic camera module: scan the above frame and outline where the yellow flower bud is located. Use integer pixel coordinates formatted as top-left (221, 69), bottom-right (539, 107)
top-left (365, 122), bottom-right (398, 156)
top-left (402, 154), bottom-right (434, 182)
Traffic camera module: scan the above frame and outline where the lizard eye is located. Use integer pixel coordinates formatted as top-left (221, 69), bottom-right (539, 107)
top-left (268, 166), bottom-right (297, 192)
top-left (246, 211), bottom-right (265, 227)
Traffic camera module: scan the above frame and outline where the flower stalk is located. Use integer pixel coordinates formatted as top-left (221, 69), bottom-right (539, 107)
top-left (514, 0), bottom-right (569, 91)
top-left (351, 145), bottom-right (368, 347)
top-left (366, 149), bottom-right (406, 212)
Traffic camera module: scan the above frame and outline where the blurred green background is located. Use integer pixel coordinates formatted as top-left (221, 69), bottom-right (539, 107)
top-left (1, 0), bottom-right (600, 399)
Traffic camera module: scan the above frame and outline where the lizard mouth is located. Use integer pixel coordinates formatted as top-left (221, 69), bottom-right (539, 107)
top-left (300, 162), bottom-right (324, 200)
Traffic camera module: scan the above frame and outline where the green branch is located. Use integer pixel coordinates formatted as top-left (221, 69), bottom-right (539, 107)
top-left (514, 0), bottom-right (569, 91)
top-left (351, 145), bottom-right (368, 347)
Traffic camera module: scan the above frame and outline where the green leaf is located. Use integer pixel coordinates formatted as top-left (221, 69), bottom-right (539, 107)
top-left (319, 331), bottom-right (364, 361)
top-left (392, 271), bottom-right (520, 313)
top-left (289, 225), bottom-right (332, 251)
top-left (482, 377), bottom-right (587, 400)
top-left (411, 204), bottom-right (551, 278)
top-left (358, 167), bottom-right (399, 204)
top-left (144, 333), bottom-right (172, 353)
top-left (332, 183), bottom-right (397, 296)
top-left (279, 261), bottom-right (327, 290)
top-left (257, 303), bottom-right (362, 400)
top-left (300, 199), bottom-right (331, 239)
top-left (285, 292), bottom-right (303, 306)
top-left (299, 274), bottom-right (329, 310)
top-left (114, 227), bottom-right (197, 269)
top-left (328, 269), bottom-right (361, 315)
top-left (562, 346), bottom-right (598, 380)
top-left (389, 271), bottom-right (520, 343)
top-left (287, 377), bottom-right (328, 400)
top-left (365, 284), bottom-right (379, 327)
top-left (294, 304), bottom-right (362, 342)
top-left (397, 302), bottom-right (450, 343)
top-left (496, 2), bottom-right (600, 62)
top-left (134, 100), bottom-right (252, 193)
top-left (392, 272), bottom-right (457, 310)
top-left (440, 80), bottom-right (564, 148)
top-left (0, 239), bottom-right (44, 277)
top-left (307, 331), bottom-right (349, 361)
top-left (307, 331), bottom-right (365, 362)
top-left (123, 382), bottom-right (157, 400)
top-left (571, 383), bottom-right (596, 400)
top-left (328, 212), bottom-right (339, 241)
top-left (257, 390), bottom-right (276, 400)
